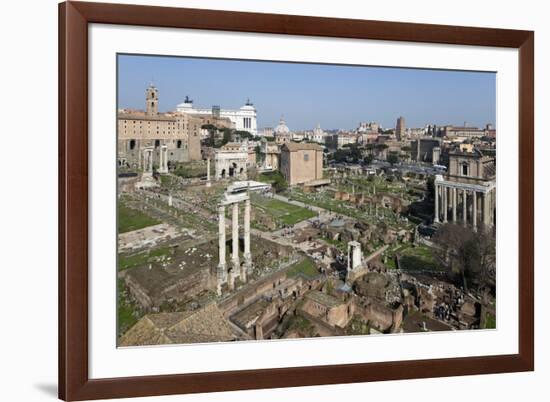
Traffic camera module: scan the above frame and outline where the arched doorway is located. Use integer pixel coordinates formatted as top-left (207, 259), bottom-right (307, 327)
top-left (229, 162), bottom-right (237, 177)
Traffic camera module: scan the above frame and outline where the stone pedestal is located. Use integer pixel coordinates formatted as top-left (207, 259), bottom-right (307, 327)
top-left (347, 241), bottom-right (362, 272)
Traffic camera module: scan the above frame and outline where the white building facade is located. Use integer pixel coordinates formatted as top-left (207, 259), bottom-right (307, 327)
top-left (309, 123), bottom-right (326, 143)
top-left (176, 97), bottom-right (258, 136)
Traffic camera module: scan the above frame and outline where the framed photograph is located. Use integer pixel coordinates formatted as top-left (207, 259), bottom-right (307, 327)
top-left (59, 1), bottom-right (534, 400)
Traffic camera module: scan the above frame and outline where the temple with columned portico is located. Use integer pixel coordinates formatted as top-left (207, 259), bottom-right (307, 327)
top-left (434, 148), bottom-right (496, 229)
top-left (216, 183), bottom-right (253, 294)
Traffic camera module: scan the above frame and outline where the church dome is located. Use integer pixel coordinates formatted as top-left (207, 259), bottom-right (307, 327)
top-left (313, 123), bottom-right (324, 136)
top-left (274, 116), bottom-right (290, 134)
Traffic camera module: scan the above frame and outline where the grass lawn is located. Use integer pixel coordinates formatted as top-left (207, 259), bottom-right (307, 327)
top-left (252, 194), bottom-right (316, 226)
top-left (287, 258), bottom-right (319, 279)
top-left (398, 244), bottom-right (440, 271)
top-left (386, 256), bottom-right (397, 269)
top-left (324, 237), bottom-right (346, 252)
top-left (118, 204), bottom-right (160, 233)
top-left (118, 246), bottom-right (172, 271)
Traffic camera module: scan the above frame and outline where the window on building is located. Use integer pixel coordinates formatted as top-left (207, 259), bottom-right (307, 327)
top-left (462, 163), bottom-right (469, 176)
top-left (304, 153), bottom-right (310, 162)
top-left (177, 140), bottom-right (182, 148)
top-left (129, 140), bottom-right (136, 150)
top-left (155, 140), bottom-right (160, 148)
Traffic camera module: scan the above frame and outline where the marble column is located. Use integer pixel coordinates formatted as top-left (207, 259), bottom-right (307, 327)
top-left (442, 186), bottom-right (448, 223)
top-left (243, 198), bottom-right (251, 277)
top-left (217, 204), bottom-right (227, 295)
top-left (159, 148), bottom-right (163, 172)
top-left (159, 145), bottom-right (168, 173)
top-left (148, 150), bottom-right (153, 172)
top-left (434, 183), bottom-right (440, 223)
top-left (232, 203), bottom-right (240, 271)
top-left (472, 191), bottom-right (477, 231)
top-left (482, 191), bottom-right (491, 226)
top-left (462, 189), bottom-right (467, 226)
top-left (206, 158), bottom-right (211, 187)
top-left (452, 187), bottom-right (457, 222)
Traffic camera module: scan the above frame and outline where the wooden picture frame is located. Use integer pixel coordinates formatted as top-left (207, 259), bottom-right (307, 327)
top-left (59, 1), bottom-right (534, 400)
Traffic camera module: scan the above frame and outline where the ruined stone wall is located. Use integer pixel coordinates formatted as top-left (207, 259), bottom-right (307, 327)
top-left (123, 274), bottom-right (154, 310)
top-left (158, 268), bottom-right (211, 306)
top-left (326, 303), bottom-right (352, 328)
top-left (118, 175), bottom-right (138, 193)
top-left (123, 266), bottom-right (212, 312)
top-left (362, 302), bottom-right (395, 332)
top-left (219, 269), bottom-right (289, 315)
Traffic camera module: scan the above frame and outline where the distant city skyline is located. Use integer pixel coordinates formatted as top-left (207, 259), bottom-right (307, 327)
top-left (118, 54), bottom-right (496, 131)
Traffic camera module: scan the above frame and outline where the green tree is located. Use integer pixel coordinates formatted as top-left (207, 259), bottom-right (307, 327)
top-left (363, 154), bottom-right (374, 165)
top-left (254, 145), bottom-right (263, 164)
top-left (274, 176), bottom-right (288, 193)
top-left (387, 152), bottom-right (399, 166)
top-left (235, 130), bottom-right (253, 140)
top-left (221, 128), bottom-right (232, 146)
top-left (426, 176), bottom-right (435, 199)
top-left (333, 149), bottom-right (348, 163)
top-left (349, 145), bottom-right (362, 162)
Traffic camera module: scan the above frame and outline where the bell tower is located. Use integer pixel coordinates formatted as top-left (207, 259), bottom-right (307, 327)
top-left (146, 84), bottom-right (158, 116)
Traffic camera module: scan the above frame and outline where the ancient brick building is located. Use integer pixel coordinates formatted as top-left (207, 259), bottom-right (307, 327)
top-left (280, 142), bottom-right (324, 186)
top-left (117, 84), bottom-right (202, 169)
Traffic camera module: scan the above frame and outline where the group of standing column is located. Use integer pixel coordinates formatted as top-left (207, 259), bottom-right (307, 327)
top-left (434, 183), bottom-right (494, 230)
top-left (142, 147), bottom-right (154, 174)
top-left (217, 198), bottom-right (252, 295)
top-left (140, 146), bottom-right (168, 174)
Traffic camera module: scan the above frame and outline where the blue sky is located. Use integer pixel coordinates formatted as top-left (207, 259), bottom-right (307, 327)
top-left (118, 54), bottom-right (496, 131)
